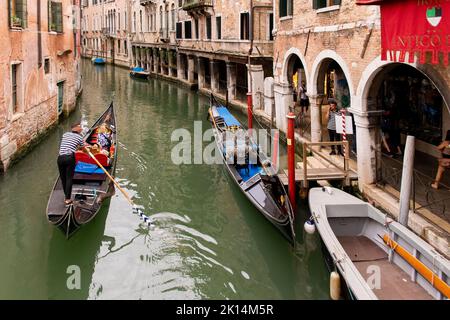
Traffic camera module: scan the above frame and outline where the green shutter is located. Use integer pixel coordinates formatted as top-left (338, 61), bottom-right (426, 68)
top-left (280, 0), bottom-right (286, 17)
top-left (8, 0), bottom-right (11, 28)
top-left (56, 2), bottom-right (63, 33)
top-left (22, 0), bottom-right (27, 28)
top-left (312, 0), bottom-right (319, 9)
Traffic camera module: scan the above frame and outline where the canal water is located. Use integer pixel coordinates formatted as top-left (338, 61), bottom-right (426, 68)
top-left (0, 62), bottom-right (329, 299)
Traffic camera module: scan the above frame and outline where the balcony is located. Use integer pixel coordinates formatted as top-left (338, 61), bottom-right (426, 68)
top-left (182, 0), bottom-right (213, 16)
top-left (140, 0), bottom-right (157, 5)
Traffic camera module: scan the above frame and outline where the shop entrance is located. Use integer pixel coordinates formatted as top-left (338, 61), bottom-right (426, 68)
top-left (367, 63), bottom-right (450, 222)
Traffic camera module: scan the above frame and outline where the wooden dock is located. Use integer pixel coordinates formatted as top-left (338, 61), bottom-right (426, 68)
top-left (278, 141), bottom-right (358, 187)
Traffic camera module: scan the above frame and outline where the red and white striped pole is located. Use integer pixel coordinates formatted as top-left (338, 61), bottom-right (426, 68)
top-left (341, 108), bottom-right (347, 155)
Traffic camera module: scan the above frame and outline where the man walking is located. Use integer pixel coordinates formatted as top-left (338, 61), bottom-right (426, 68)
top-left (326, 98), bottom-right (343, 155)
top-left (58, 123), bottom-right (84, 205)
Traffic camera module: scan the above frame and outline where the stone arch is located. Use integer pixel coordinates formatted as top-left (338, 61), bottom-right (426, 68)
top-left (357, 56), bottom-right (450, 115)
top-left (281, 47), bottom-right (309, 87)
top-left (309, 49), bottom-right (354, 99)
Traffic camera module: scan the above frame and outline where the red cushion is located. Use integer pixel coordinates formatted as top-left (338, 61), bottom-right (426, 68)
top-left (75, 151), bottom-right (109, 167)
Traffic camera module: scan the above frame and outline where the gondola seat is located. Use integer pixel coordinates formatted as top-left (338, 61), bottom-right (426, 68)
top-left (75, 151), bottom-right (110, 167)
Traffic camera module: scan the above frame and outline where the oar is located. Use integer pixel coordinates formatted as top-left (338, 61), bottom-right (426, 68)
top-left (379, 234), bottom-right (450, 299)
top-left (85, 149), bottom-right (153, 226)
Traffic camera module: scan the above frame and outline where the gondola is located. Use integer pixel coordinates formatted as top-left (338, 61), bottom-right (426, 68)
top-left (46, 103), bottom-right (117, 238)
top-left (208, 95), bottom-right (296, 244)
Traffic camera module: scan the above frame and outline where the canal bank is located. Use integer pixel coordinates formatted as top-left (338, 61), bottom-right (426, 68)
top-left (0, 61), bottom-right (330, 299)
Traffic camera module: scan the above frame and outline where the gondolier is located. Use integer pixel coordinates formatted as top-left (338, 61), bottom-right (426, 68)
top-left (57, 123), bottom-right (85, 206)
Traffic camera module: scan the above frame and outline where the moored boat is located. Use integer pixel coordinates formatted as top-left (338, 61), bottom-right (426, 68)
top-left (309, 187), bottom-right (450, 300)
top-left (208, 95), bottom-right (296, 244)
top-left (46, 103), bottom-right (118, 238)
top-left (130, 67), bottom-right (150, 79)
top-left (92, 57), bottom-right (106, 65)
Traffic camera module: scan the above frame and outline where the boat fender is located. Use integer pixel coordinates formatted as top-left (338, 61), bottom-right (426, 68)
top-left (304, 219), bottom-right (316, 235)
top-left (330, 271), bottom-right (341, 300)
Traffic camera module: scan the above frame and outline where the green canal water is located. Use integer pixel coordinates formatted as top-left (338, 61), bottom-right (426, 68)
top-left (0, 62), bottom-right (329, 299)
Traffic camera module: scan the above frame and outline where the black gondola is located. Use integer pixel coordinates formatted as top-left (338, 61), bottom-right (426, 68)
top-left (46, 103), bottom-right (117, 238)
top-left (208, 95), bottom-right (296, 244)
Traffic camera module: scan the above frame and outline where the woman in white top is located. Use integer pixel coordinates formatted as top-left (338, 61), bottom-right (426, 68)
top-left (431, 130), bottom-right (450, 190)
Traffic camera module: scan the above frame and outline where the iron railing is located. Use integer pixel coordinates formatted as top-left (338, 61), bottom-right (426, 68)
top-left (377, 150), bottom-right (450, 220)
top-left (182, 0), bottom-right (213, 11)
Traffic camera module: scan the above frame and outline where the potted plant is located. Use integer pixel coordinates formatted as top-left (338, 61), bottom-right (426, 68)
top-left (11, 15), bottom-right (22, 28)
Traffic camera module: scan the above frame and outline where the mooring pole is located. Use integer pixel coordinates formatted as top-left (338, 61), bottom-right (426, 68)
top-left (399, 135), bottom-right (415, 227)
top-left (287, 112), bottom-right (296, 211)
top-left (247, 93), bottom-right (253, 129)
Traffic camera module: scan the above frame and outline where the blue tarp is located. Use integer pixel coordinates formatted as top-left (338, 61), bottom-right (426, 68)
top-left (132, 67), bottom-right (145, 72)
top-left (216, 107), bottom-right (241, 127)
top-left (75, 162), bottom-right (104, 174)
top-left (93, 58), bottom-right (106, 64)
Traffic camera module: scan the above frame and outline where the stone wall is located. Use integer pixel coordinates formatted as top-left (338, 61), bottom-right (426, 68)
top-left (0, 0), bottom-right (81, 172)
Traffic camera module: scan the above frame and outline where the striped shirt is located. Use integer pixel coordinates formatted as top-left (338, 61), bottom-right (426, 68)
top-left (327, 110), bottom-right (339, 131)
top-left (59, 132), bottom-right (83, 156)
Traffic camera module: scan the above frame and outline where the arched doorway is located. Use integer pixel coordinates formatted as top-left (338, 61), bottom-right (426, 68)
top-left (284, 53), bottom-right (308, 136)
top-left (314, 58), bottom-right (354, 152)
top-left (366, 63), bottom-right (450, 219)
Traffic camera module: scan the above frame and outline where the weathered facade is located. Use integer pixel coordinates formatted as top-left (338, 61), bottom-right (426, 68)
top-left (273, 0), bottom-right (450, 185)
top-left (273, 0), bottom-right (450, 256)
top-left (81, 0), bottom-right (131, 67)
top-left (80, 0), bottom-right (274, 109)
top-left (0, 0), bottom-right (82, 172)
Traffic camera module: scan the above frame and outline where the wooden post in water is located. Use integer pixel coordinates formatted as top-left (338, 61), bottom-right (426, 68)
top-left (399, 135), bottom-right (415, 227)
top-left (287, 112), bottom-right (296, 212)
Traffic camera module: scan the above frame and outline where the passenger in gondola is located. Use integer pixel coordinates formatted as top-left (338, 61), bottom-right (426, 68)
top-left (58, 123), bottom-right (88, 206)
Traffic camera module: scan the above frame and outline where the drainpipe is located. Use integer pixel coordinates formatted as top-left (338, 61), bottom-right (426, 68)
top-left (247, 0), bottom-right (254, 130)
top-left (37, 0), bottom-right (42, 68)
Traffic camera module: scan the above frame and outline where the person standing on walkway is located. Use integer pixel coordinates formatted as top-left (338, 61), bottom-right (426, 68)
top-left (58, 123), bottom-right (85, 205)
top-left (326, 98), bottom-right (342, 155)
top-left (431, 130), bottom-right (450, 190)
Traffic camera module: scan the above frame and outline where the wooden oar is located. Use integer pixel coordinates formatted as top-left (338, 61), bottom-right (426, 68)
top-left (380, 234), bottom-right (450, 299)
top-left (85, 149), bottom-right (153, 226)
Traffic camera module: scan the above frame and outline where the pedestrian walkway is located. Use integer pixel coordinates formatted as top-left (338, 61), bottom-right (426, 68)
top-left (291, 132), bottom-right (450, 259)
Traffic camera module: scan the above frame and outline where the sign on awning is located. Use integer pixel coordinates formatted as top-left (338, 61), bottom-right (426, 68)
top-left (358, 0), bottom-right (450, 65)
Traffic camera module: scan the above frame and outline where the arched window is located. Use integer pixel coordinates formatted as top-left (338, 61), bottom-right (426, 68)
top-left (140, 10), bottom-right (143, 32)
top-left (171, 4), bottom-right (175, 31)
top-left (160, 6), bottom-right (163, 31)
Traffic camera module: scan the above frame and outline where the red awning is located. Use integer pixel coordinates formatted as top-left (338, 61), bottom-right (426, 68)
top-left (356, 0), bottom-right (385, 4)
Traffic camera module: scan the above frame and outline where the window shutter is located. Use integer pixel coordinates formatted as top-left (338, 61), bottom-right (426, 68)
top-left (8, 0), bottom-right (12, 28)
top-left (280, 0), bottom-right (286, 17)
top-left (56, 2), bottom-right (63, 33)
top-left (312, 0), bottom-right (319, 9)
top-left (23, 0), bottom-right (27, 28)
top-left (49, 1), bottom-right (53, 31)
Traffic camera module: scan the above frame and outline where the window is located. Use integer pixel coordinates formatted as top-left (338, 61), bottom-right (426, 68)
top-left (140, 10), bottom-right (143, 32)
top-left (313, 0), bottom-right (341, 10)
top-left (216, 16), bottom-right (221, 40)
top-left (49, 1), bottom-right (63, 33)
top-left (176, 22), bottom-right (182, 39)
top-left (124, 40), bottom-right (128, 55)
top-left (133, 12), bottom-right (136, 32)
top-left (206, 17), bottom-right (211, 40)
top-left (118, 40), bottom-right (121, 53)
top-left (44, 58), bottom-right (50, 74)
top-left (178, 0), bottom-right (183, 7)
top-left (184, 20), bottom-right (191, 39)
top-left (171, 5), bottom-right (176, 31)
top-left (279, 0), bottom-right (293, 17)
top-left (9, 0), bottom-right (28, 29)
top-left (11, 64), bottom-right (20, 114)
top-left (57, 81), bottom-right (64, 115)
top-left (194, 19), bottom-right (199, 39)
top-left (240, 12), bottom-right (249, 40)
top-left (268, 13), bottom-right (273, 40)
